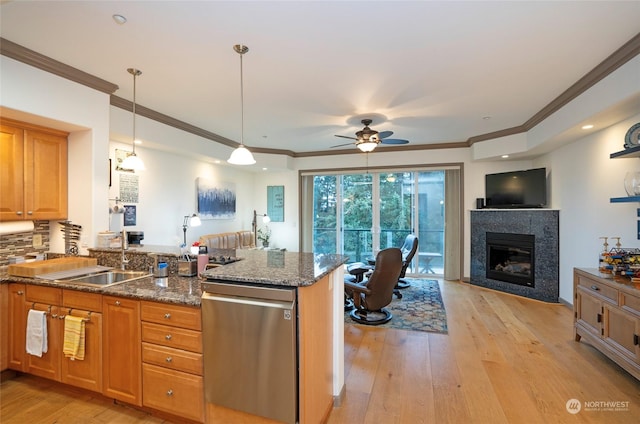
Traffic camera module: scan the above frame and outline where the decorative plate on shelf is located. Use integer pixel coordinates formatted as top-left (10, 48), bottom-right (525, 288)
top-left (624, 122), bottom-right (640, 148)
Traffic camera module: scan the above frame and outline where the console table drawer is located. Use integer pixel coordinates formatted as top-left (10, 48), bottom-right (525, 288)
top-left (577, 276), bottom-right (618, 304)
top-left (620, 291), bottom-right (640, 317)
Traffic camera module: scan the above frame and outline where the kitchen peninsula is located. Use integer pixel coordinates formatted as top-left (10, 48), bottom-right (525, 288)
top-left (1, 248), bottom-right (348, 424)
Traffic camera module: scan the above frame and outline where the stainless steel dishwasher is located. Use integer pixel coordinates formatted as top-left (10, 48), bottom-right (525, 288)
top-left (201, 280), bottom-right (298, 424)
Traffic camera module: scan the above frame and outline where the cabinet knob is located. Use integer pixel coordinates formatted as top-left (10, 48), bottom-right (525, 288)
top-left (634, 334), bottom-right (639, 346)
top-left (115, 300), bottom-right (121, 306)
top-left (590, 285), bottom-right (600, 291)
top-left (164, 313), bottom-right (171, 319)
top-left (16, 211), bottom-right (23, 216)
top-left (166, 356), bottom-right (173, 363)
top-left (27, 211), bottom-right (33, 215)
top-left (165, 334), bottom-right (172, 341)
top-left (166, 389), bottom-right (174, 396)
top-left (17, 290), bottom-right (24, 295)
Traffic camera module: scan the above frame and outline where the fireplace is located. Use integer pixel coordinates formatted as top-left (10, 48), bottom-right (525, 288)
top-left (486, 232), bottom-right (534, 287)
top-left (470, 209), bottom-right (558, 303)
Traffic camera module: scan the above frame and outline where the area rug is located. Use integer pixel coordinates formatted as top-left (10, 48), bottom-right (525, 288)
top-left (345, 278), bottom-right (448, 334)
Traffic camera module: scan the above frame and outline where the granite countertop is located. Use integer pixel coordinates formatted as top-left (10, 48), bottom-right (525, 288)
top-left (1, 250), bottom-right (348, 307)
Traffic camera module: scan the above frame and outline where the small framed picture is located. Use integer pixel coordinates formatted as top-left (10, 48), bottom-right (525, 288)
top-left (124, 205), bottom-right (137, 226)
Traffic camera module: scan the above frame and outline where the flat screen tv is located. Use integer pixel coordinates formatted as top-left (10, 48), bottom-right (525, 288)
top-left (485, 168), bottom-right (547, 208)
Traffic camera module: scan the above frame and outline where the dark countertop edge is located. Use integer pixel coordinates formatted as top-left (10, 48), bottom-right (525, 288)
top-left (0, 274), bottom-right (203, 307)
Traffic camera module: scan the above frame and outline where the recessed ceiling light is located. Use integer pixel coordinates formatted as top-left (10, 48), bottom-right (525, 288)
top-left (582, 124), bottom-right (594, 130)
top-left (112, 14), bottom-right (127, 25)
top-left (134, 139), bottom-right (142, 145)
top-left (262, 167), bottom-right (268, 171)
top-left (482, 116), bottom-right (491, 120)
top-left (501, 154), bottom-right (509, 159)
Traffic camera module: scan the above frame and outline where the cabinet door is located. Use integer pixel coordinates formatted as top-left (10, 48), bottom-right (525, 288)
top-left (604, 304), bottom-right (640, 363)
top-left (576, 286), bottom-right (603, 337)
top-left (102, 296), bottom-right (141, 406)
top-left (7, 283), bottom-right (26, 371)
top-left (26, 303), bottom-right (62, 381)
top-left (1, 284), bottom-right (8, 371)
top-left (24, 129), bottom-right (68, 220)
top-left (0, 123), bottom-right (25, 221)
top-left (61, 309), bottom-right (103, 393)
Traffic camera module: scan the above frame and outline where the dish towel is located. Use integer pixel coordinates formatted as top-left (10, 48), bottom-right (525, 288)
top-left (26, 309), bottom-right (48, 357)
top-left (63, 315), bottom-right (86, 361)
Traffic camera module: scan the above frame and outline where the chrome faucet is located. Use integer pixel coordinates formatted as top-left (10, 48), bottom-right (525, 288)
top-left (121, 229), bottom-right (129, 270)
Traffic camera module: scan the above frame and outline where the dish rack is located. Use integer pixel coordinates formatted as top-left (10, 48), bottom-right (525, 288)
top-left (59, 221), bottom-right (82, 255)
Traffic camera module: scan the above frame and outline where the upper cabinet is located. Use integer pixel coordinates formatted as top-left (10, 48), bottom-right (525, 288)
top-left (0, 119), bottom-right (68, 221)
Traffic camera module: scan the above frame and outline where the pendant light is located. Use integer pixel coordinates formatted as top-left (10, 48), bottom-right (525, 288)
top-left (227, 44), bottom-right (256, 165)
top-left (121, 68), bottom-right (145, 171)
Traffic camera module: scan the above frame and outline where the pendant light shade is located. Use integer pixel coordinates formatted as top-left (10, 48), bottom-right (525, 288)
top-left (121, 68), bottom-right (145, 171)
top-left (227, 44), bottom-right (256, 165)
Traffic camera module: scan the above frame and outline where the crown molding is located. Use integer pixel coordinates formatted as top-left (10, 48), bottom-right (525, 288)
top-left (3, 32), bottom-right (639, 157)
top-left (0, 37), bottom-right (118, 95)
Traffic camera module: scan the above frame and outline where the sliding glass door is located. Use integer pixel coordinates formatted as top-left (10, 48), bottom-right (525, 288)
top-left (310, 169), bottom-right (448, 275)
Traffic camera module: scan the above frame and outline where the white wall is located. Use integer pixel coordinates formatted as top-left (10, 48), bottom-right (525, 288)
top-left (541, 114), bottom-right (640, 303)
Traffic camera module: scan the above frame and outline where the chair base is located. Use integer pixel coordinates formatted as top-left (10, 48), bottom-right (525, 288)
top-left (349, 308), bottom-right (393, 325)
top-left (396, 279), bottom-right (411, 290)
top-left (344, 296), bottom-right (355, 312)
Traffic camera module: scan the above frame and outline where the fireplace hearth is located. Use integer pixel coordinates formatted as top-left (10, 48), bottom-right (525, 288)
top-left (486, 232), bottom-right (535, 287)
top-left (470, 209), bottom-right (559, 302)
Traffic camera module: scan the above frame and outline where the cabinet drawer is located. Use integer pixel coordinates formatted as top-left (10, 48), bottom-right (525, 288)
top-left (141, 322), bottom-right (202, 353)
top-left (142, 363), bottom-right (204, 422)
top-left (577, 276), bottom-right (618, 304)
top-left (142, 342), bottom-right (203, 375)
top-left (62, 289), bottom-right (102, 312)
top-left (25, 285), bottom-right (62, 305)
top-left (620, 291), bottom-right (640, 318)
top-left (141, 301), bottom-right (201, 330)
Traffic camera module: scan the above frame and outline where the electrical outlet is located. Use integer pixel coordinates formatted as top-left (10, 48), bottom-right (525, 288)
top-left (32, 234), bottom-right (42, 247)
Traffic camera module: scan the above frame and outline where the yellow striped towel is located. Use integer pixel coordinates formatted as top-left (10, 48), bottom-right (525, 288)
top-left (63, 315), bottom-right (85, 361)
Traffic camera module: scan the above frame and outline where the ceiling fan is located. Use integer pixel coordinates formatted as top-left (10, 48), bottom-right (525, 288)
top-left (332, 119), bottom-right (409, 152)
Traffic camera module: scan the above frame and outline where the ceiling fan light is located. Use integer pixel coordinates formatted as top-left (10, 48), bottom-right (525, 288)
top-left (121, 152), bottom-right (146, 170)
top-left (357, 141), bottom-right (377, 153)
top-left (227, 145), bottom-right (256, 165)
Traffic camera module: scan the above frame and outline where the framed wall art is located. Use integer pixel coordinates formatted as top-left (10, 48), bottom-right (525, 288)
top-left (267, 185), bottom-right (284, 222)
top-left (197, 178), bottom-right (236, 219)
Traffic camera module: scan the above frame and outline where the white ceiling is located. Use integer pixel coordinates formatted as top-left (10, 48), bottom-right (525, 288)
top-left (1, 1), bottom-right (639, 156)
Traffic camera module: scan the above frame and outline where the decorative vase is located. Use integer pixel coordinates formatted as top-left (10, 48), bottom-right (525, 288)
top-left (624, 172), bottom-right (640, 196)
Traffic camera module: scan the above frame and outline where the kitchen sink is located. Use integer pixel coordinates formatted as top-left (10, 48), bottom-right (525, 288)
top-left (55, 270), bottom-right (151, 287)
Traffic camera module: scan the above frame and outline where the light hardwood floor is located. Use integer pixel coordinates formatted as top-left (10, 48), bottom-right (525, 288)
top-left (2, 280), bottom-right (639, 423)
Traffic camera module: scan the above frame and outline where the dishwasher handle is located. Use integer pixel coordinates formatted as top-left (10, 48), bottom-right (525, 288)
top-left (202, 291), bottom-right (295, 310)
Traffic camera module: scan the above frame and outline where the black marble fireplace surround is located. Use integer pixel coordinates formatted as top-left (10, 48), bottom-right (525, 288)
top-left (470, 209), bottom-right (559, 302)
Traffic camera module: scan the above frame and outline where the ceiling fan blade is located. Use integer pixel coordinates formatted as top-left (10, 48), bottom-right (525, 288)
top-left (330, 142), bottom-right (355, 148)
top-left (334, 134), bottom-right (357, 140)
top-left (380, 138), bottom-right (409, 145)
top-left (378, 130), bottom-right (394, 139)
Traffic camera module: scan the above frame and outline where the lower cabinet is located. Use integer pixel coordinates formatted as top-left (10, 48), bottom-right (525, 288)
top-left (7, 283), bottom-right (26, 372)
top-left (574, 268), bottom-right (640, 380)
top-left (102, 295), bottom-right (142, 406)
top-left (141, 300), bottom-right (204, 422)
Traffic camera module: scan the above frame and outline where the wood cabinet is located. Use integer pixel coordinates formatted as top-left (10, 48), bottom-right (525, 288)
top-left (7, 283), bottom-right (27, 371)
top-left (141, 300), bottom-right (204, 422)
top-left (298, 274), bottom-right (334, 424)
top-left (61, 290), bottom-right (103, 393)
top-left (102, 295), bottom-right (142, 406)
top-left (0, 118), bottom-right (68, 221)
top-left (24, 285), bottom-right (62, 380)
top-left (574, 268), bottom-right (640, 380)
top-left (1, 284), bottom-right (8, 371)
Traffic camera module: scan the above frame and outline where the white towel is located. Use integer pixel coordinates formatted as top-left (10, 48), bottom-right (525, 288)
top-left (26, 309), bottom-right (48, 357)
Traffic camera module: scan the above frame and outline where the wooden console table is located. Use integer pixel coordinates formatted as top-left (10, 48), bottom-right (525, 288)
top-left (573, 268), bottom-right (640, 380)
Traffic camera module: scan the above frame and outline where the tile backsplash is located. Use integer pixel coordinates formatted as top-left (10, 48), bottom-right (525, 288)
top-left (0, 221), bottom-right (50, 267)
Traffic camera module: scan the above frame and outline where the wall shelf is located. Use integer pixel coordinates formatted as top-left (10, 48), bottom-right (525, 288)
top-left (610, 144), bottom-right (640, 159)
top-left (610, 196), bottom-right (640, 203)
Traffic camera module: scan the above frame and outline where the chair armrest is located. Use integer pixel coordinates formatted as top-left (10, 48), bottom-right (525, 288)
top-left (344, 280), bottom-right (372, 296)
